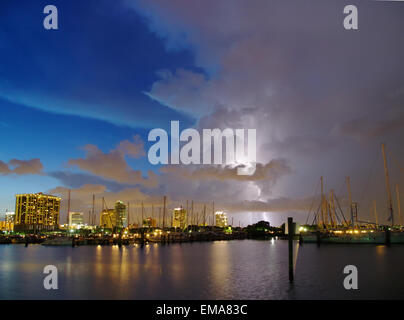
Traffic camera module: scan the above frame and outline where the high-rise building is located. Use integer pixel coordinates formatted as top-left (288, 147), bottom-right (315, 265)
top-left (69, 212), bottom-right (84, 226)
top-left (114, 201), bottom-right (126, 228)
top-left (172, 207), bottom-right (187, 229)
top-left (14, 193), bottom-right (61, 232)
top-left (215, 211), bottom-right (228, 228)
top-left (5, 211), bottom-right (15, 223)
top-left (0, 212), bottom-right (14, 232)
top-left (100, 209), bottom-right (115, 229)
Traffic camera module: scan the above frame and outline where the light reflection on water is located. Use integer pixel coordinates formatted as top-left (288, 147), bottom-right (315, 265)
top-left (0, 240), bottom-right (403, 299)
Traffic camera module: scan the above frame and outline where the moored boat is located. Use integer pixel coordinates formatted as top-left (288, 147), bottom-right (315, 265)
top-left (42, 237), bottom-right (72, 246)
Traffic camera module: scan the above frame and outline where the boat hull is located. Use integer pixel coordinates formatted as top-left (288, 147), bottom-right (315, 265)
top-left (42, 237), bottom-right (73, 246)
top-left (300, 231), bottom-right (404, 244)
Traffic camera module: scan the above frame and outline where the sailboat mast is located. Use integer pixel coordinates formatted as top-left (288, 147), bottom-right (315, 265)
top-left (127, 202), bottom-right (130, 228)
top-left (382, 143), bottom-right (394, 226)
top-left (331, 189), bottom-right (336, 227)
top-left (163, 196), bottom-right (166, 229)
top-left (346, 177), bottom-right (354, 228)
top-left (186, 200), bottom-right (189, 229)
top-left (205, 205), bottom-right (208, 226)
top-left (373, 200), bottom-right (378, 225)
top-left (92, 194), bottom-right (95, 226)
top-left (191, 200), bottom-right (194, 227)
top-left (324, 191), bottom-right (329, 226)
top-left (320, 176), bottom-right (324, 227)
top-left (396, 184), bottom-right (402, 226)
top-left (141, 201), bottom-right (144, 227)
top-left (212, 201), bottom-right (215, 227)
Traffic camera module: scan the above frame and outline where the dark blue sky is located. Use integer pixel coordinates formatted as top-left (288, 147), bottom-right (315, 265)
top-left (0, 0), bottom-right (196, 127)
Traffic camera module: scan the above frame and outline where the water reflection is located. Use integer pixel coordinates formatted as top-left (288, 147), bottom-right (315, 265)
top-left (0, 241), bottom-right (403, 299)
top-left (376, 245), bottom-right (387, 255)
top-left (210, 241), bottom-right (230, 291)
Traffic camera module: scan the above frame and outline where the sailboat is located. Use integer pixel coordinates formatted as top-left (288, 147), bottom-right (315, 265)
top-left (301, 143), bottom-right (404, 244)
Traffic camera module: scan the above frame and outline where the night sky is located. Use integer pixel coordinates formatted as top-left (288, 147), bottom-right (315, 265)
top-left (1, 0), bottom-right (404, 226)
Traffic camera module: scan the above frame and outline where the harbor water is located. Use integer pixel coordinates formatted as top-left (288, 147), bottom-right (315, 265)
top-left (0, 240), bottom-right (403, 299)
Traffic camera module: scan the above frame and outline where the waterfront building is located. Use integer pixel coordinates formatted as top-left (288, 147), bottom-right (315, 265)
top-left (114, 200), bottom-right (126, 228)
top-left (143, 217), bottom-right (156, 228)
top-left (100, 209), bottom-right (116, 229)
top-left (0, 221), bottom-right (13, 232)
top-left (215, 211), bottom-right (228, 228)
top-left (14, 193), bottom-right (61, 232)
top-left (0, 212), bottom-right (14, 232)
top-left (172, 207), bottom-right (187, 229)
top-left (0, 212), bottom-right (15, 231)
top-left (5, 211), bottom-right (15, 223)
top-left (69, 211), bottom-right (84, 227)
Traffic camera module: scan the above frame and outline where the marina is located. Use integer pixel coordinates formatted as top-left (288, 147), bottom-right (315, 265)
top-left (300, 143), bottom-right (404, 245)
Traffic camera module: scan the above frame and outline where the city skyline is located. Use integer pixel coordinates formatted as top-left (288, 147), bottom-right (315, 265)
top-left (6, 191), bottom-right (235, 231)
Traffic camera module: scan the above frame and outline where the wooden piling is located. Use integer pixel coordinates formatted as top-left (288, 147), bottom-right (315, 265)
top-left (288, 217), bottom-right (294, 282)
